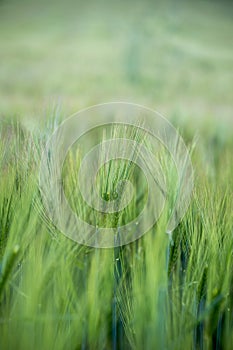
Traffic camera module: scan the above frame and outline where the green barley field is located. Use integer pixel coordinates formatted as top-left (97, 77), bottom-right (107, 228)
top-left (0, 0), bottom-right (233, 349)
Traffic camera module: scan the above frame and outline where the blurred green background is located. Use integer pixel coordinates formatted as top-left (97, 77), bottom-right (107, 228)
top-left (0, 0), bottom-right (232, 130)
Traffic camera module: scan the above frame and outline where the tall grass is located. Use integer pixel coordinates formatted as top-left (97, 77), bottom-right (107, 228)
top-left (0, 115), bottom-right (232, 349)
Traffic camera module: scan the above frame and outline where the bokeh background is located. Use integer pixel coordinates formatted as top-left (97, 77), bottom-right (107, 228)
top-left (0, 0), bottom-right (232, 134)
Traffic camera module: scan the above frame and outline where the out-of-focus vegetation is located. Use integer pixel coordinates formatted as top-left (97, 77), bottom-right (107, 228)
top-left (0, 0), bottom-right (232, 126)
